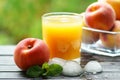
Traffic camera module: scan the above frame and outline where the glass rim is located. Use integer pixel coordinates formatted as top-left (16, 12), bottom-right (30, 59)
top-left (42, 12), bottom-right (82, 18)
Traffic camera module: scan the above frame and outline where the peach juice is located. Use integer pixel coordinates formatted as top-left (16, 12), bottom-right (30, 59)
top-left (42, 12), bottom-right (83, 60)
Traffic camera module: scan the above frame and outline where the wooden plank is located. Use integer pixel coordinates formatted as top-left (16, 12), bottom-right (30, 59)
top-left (0, 66), bottom-right (20, 71)
top-left (0, 78), bottom-right (32, 80)
top-left (85, 71), bottom-right (120, 80)
top-left (0, 71), bottom-right (25, 78)
top-left (48, 76), bottom-right (85, 80)
top-left (80, 51), bottom-right (120, 67)
top-left (1, 46), bottom-right (120, 79)
top-left (101, 62), bottom-right (120, 72)
top-left (0, 56), bottom-right (14, 65)
top-left (83, 62), bottom-right (120, 80)
top-left (0, 45), bottom-right (15, 55)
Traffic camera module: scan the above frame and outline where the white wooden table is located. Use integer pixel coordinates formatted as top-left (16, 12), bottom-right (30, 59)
top-left (0, 45), bottom-right (120, 80)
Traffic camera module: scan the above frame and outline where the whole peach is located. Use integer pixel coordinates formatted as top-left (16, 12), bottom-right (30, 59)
top-left (82, 22), bottom-right (99, 44)
top-left (82, 28), bottom-right (99, 44)
top-left (80, 13), bottom-right (99, 44)
top-left (100, 20), bottom-right (120, 49)
top-left (98, 0), bottom-right (120, 20)
top-left (85, 2), bottom-right (116, 31)
top-left (14, 38), bottom-right (50, 70)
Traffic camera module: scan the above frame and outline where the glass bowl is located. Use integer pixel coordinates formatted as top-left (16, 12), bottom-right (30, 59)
top-left (81, 26), bottom-right (120, 57)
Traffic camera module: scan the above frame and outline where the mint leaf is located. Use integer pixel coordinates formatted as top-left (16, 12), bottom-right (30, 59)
top-left (26, 63), bottom-right (63, 77)
top-left (26, 65), bottom-right (43, 77)
top-left (42, 62), bottom-right (49, 70)
top-left (42, 62), bottom-right (50, 76)
top-left (45, 64), bottom-right (63, 76)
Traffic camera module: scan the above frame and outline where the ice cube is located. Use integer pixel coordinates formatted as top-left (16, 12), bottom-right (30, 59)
top-left (84, 61), bottom-right (102, 74)
top-left (62, 61), bottom-right (83, 76)
top-left (48, 57), bottom-right (66, 67)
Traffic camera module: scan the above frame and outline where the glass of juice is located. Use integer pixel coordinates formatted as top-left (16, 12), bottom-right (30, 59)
top-left (42, 12), bottom-right (83, 60)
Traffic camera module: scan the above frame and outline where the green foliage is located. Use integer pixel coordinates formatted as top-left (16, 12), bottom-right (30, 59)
top-left (42, 63), bottom-right (63, 77)
top-left (0, 0), bottom-right (96, 44)
top-left (26, 63), bottom-right (63, 78)
top-left (26, 65), bottom-right (43, 78)
top-left (50, 0), bottom-right (97, 13)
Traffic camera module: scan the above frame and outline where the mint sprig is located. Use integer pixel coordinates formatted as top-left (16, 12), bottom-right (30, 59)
top-left (42, 63), bottom-right (63, 76)
top-left (26, 63), bottom-right (63, 78)
top-left (26, 65), bottom-right (43, 77)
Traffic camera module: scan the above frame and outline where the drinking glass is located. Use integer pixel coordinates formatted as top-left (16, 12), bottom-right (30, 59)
top-left (42, 12), bottom-right (83, 60)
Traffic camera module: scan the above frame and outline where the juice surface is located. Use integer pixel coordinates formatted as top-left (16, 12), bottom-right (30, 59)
top-left (42, 15), bottom-right (83, 60)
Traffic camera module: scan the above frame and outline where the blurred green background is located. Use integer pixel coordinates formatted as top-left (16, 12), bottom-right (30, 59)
top-left (0, 0), bottom-right (96, 45)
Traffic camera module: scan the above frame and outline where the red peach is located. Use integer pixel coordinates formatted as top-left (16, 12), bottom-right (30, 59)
top-left (82, 27), bottom-right (99, 44)
top-left (100, 20), bottom-right (120, 48)
top-left (85, 2), bottom-right (116, 31)
top-left (82, 20), bottom-right (99, 44)
top-left (98, 0), bottom-right (120, 20)
top-left (14, 38), bottom-right (50, 70)
top-left (80, 12), bottom-right (99, 44)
